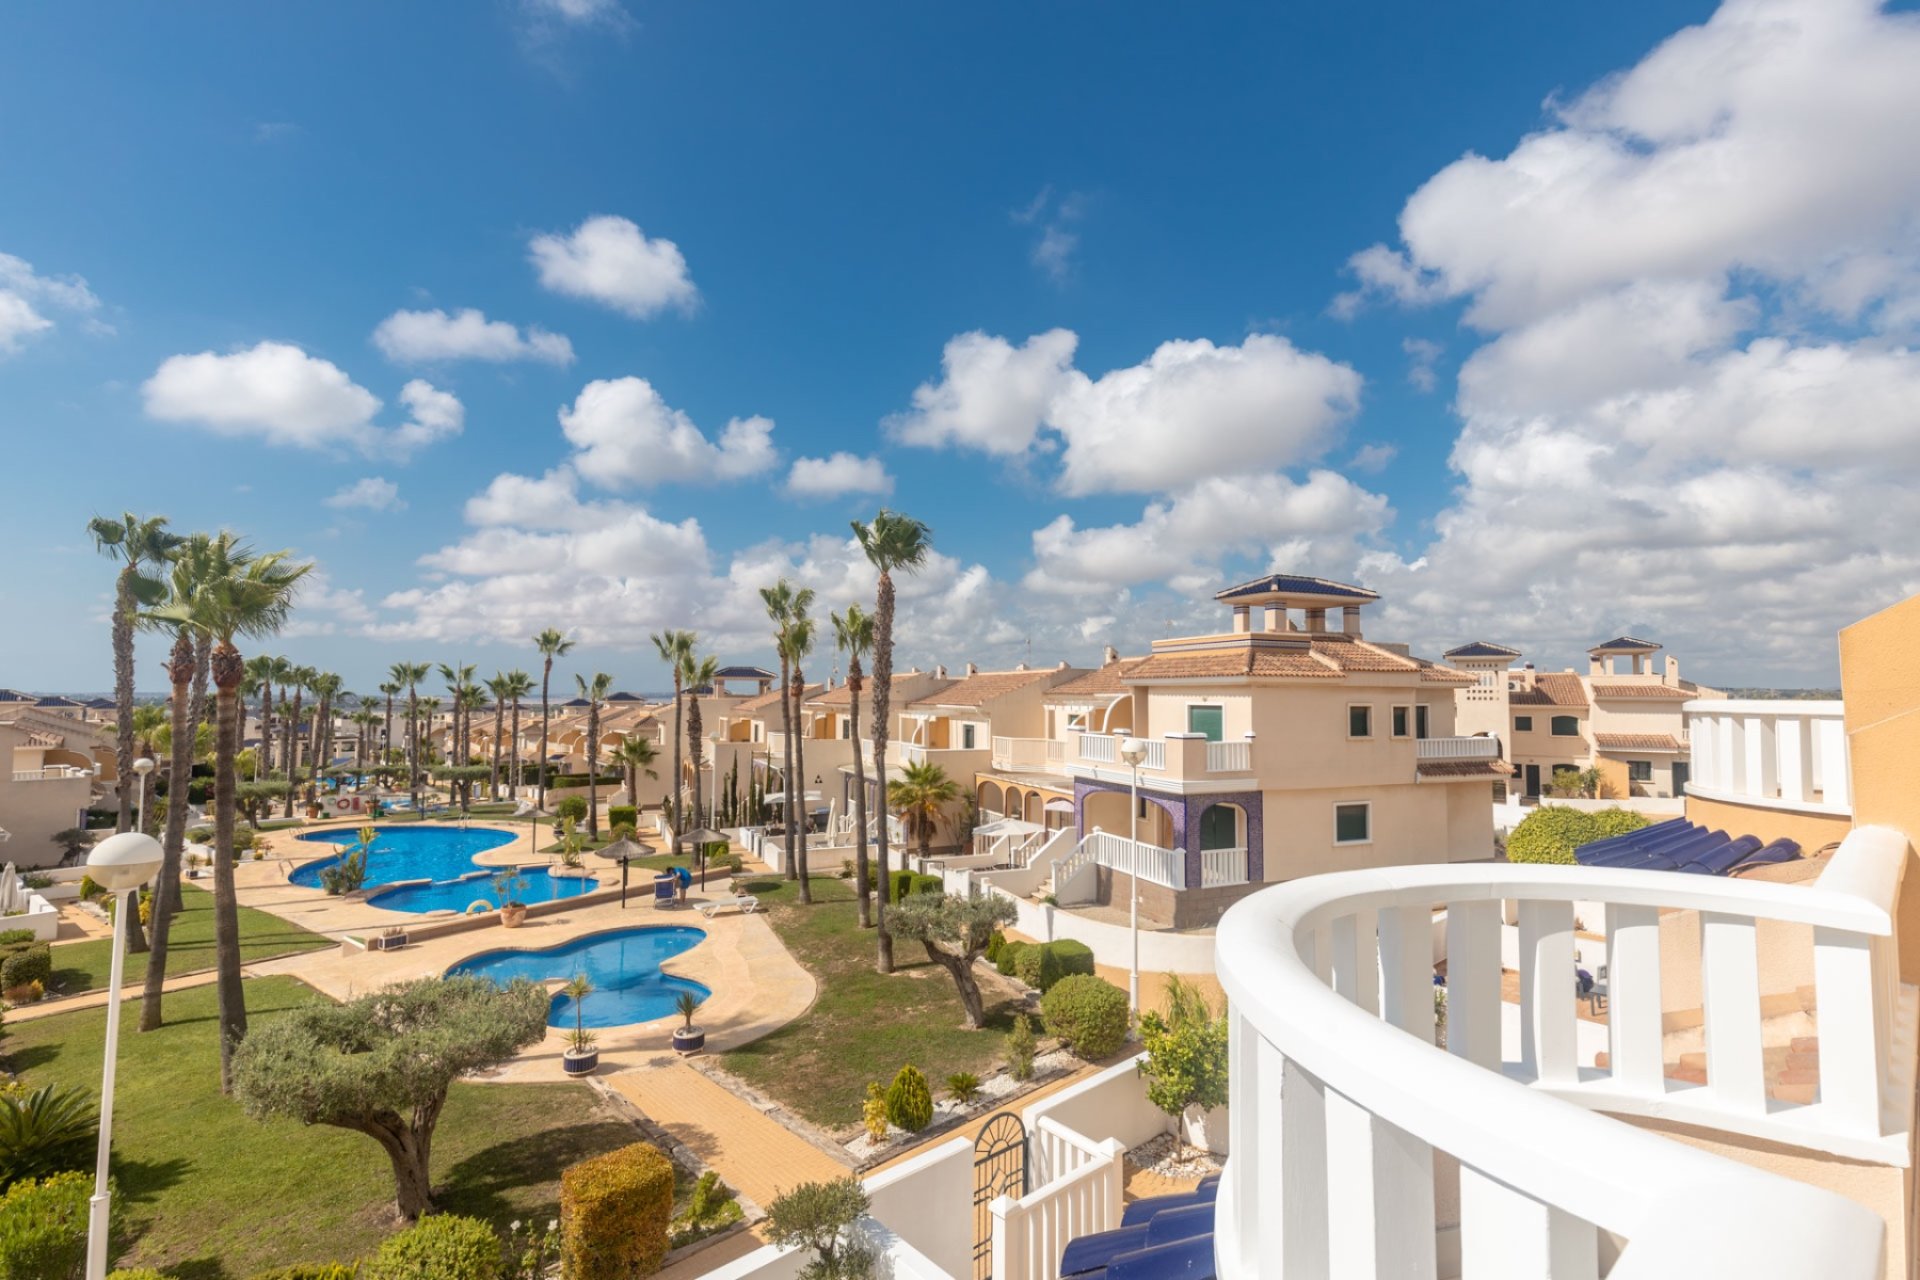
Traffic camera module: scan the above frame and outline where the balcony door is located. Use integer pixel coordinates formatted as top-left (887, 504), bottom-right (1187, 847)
top-left (1187, 705), bottom-right (1224, 742)
top-left (1199, 803), bottom-right (1239, 851)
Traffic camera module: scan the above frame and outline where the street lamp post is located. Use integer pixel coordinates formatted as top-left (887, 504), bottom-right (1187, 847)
top-left (1117, 737), bottom-right (1150, 1015)
top-left (83, 831), bottom-right (164, 1280)
top-left (131, 757), bottom-right (155, 833)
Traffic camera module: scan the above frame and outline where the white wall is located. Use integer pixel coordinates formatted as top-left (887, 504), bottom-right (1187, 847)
top-left (993, 889), bottom-right (1217, 974)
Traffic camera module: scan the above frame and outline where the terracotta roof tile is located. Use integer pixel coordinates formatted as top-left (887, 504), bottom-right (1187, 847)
top-left (1509, 673), bottom-right (1589, 707)
top-left (1125, 647), bottom-right (1341, 680)
top-left (1589, 682), bottom-right (1691, 700)
top-left (1045, 660), bottom-right (1145, 700)
top-left (732, 683), bottom-right (822, 714)
top-left (1418, 760), bottom-right (1513, 780)
top-left (910, 669), bottom-right (1067, 708)
top-left (1308, 636), bottom-right (1421, 673)
top-left (1593, 732), bottom-right (1683, 752)
top-left (1417, 660), bottom-right (1477, 685)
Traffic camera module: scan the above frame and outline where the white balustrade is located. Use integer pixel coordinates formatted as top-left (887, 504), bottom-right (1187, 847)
top-left (1200, 846), bottom-right (1249, 888)
top-left (1413, 735), bottom-right (1502, 762)
top-left (1212, 824), bottom-right (1909, 1279)
top-left (1685, 698), bottom-right (1850, 814)
top-left (10, 766), bottom-right (88, 782)
top-left (990, 1120), bottom-right (1126, 1280)
top-left (1076, 829), bottom-right (1186, 890)
top-left (1206, 738), bottom-right (1254, 772)
top-left (992, 736), bottom-right (1067, 771)
top-left (1075, 732), bottom-right (1117, 764)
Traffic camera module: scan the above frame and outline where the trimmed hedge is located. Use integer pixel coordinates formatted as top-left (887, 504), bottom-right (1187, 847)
top-left (608, 805), bottom-right (638, 830)
top-left (1042, 975), bottom-right (1131, 1061)
top-left (560, 1142), bottom-right (674, 1280)
top-left (1506, 806), bottom-right (1650, 865)
top-left (0, 1170), bottom-right (89, 1280)
top-left (884, 1065), bottom-right (934, 1132)
top-left (910, 873), bottom-right (943, 895)
top-left (0, 943), bottom-right (50, 993)
top-left (1010, 940), bottom-right (1093, 994)
top-left (995, 940), bottom-right (1028, 977)
top-left (365, 1215), bottom-right (499, 1280)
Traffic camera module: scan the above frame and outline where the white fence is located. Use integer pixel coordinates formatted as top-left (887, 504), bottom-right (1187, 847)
top-left (1414, 735), bottom-right (1501, 762)
top-left (992, 736), bottom-right (1065, 771)
top-left (1200, 846), bottom-right (1249, 888)
top-left (1210, 824), bottom-right (1909, 1277)
top-left (1055, 829), bottom-right (1186, 895)
top-left (10, 766), bottom-right (90, 782)
top-left (1206, 739), bottom-right (1253, 772)
top-left (989, 1121), bottom-right (1126, 1280)
top-left (1686, 698), bottom-right (1851, 815)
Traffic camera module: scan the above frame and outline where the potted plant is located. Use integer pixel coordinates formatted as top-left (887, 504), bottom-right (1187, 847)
top-left (493, 870), bottom-right (531, 928)
top-left (561, 974), bottom-right (599, 1076)
top-left (671, 989), bottom-right (706, 1054)
top-left (376, 925), bottom-right (408, 952)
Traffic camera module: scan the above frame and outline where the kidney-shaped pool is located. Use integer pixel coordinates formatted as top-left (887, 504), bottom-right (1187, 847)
top-left (449, 926), bottom-right (709, 1027)
top-left (290, 825), bottom-right (600, 913)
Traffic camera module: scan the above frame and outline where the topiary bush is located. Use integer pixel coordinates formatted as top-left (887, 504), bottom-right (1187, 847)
top-left (365, 1214), bottom-right (500, 1280)
top-left (1011, 941), bottom-right (1085, 993)
top-left (995, 941), bottom-right (1027, 977)
top-left (0, 942), bottom-right (49, 994)
top-left (884, 1064), bottom-right (934, 1132)
top-left (0, 1170), bottom-right (90, 1280)
top-left (608, 805), bottom-right (637, 830)
top-left (909, 873), bottom-right (943, 896)
top-left (1042, 975), bottom-right (1131, 1061)
top-left (1047, 939), bottom-right (1095, 983)
top-left (559, 1142), bottom-right (674, 1280)
top-left (984, 932), bottom-right (1005, 964)
top-left (889, 869), bottom-right (915, 902)
top-left (1506, 806), bottom-right (1650, 865)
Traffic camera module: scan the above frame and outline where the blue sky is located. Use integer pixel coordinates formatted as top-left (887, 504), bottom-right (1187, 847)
top-left (5, 0), bottom-right (1917, 694)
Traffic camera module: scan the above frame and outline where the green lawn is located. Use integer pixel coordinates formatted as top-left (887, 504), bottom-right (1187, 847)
top-left (49, 888), bottom-right (332, 998)
top-left (717, 875), bottom-right (1024, 1130)
top-left (3, 976), bottom-right (639, 1278)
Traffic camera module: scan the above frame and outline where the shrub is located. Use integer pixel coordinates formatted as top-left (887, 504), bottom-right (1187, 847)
top-left (108, 1270), bottom-right (170, 1280)
top-left (1006, 1013), bottom-right (1036, 1081)
top-left (77, 875), bottom-right (104, 900)
top-left (669, 1172), bottom-right (743, 1251)
top-left (365, 1214), bottom-right (500, 1280)
top-left (909, 873), bottom-right (943, 896)
top-left (984, 932), bottom-right (1005, 964)
top-left (889, 869), bottom-right (915, 902)
top-left (0, 1170), bottom-right (90, 1280)
top-left (883, 1065), bottom-right (933, 1132)
top-left (995, 941), bottom-right (1027, 977)
top-left (861, 1083), bottom-right (889, 1141)
top-left (555, 796), bottom-right (589, 827)
top-left (0, 932), bottom-right (31, 947)
top-left (1506, 806), bottom-right (1649, 865)
top-left (248, 1266), bottom-right (361, 1279)
top-left (0, 1086), bottom-right (98, 1188)
top-left (608, 805), bottom-right (637, 830)
top-left (1013, 945), bottom-right (1046, 989)
top-left (1136, 977), bottom-right (1229, 1153)
top-left (1046, 939), bottom-right (1096, 983)
top-left (1042, 975), bottom-right (1131, 1061)
top-left (765, 1178), bottom-right (872, 1280)
top-left (946, 1072), bottom-right (981, 1104)
top-left (559, 1142), bottom-right (674, 1280)
top-left (0, 945), bottom-right (52, 996)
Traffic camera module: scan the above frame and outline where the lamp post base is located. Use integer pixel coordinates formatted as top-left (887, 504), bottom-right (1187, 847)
top-left (86, 1191), bottom-right (111, 1280)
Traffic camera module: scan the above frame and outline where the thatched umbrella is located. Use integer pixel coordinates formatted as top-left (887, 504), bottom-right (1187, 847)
top-left (594, 836), bottom-right (649, 909)
top-left (675, 827), bottom-right (731, 889)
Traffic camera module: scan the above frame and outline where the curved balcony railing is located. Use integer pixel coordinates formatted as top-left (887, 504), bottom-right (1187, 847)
top-left (1685, 698), bottom-right (1850, 816)
top-left (1213, 825), bottom-right (1910, 1278)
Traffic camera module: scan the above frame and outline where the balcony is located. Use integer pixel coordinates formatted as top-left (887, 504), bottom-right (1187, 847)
top-left (1068, 732), bottom-right (1255, 786)
top-left (1413, 734), bottom-right (1502, 762)
top-left (990, 735), bottom-right (1065, 772)
top-left (1686, 698), bottom-right (1850, 815)
top-left (1211, 824), bottom-right (1907, 1277)
top-left (10, 765), bottom-right (91, 783)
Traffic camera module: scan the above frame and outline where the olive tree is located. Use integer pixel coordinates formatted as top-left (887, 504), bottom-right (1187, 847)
top-left (231, 975), bottom-right (548, 1219)
top-left (1136, 976), bottom-right (1229, 1157)
top-left (887, 892), bottom-right (1016, 1029)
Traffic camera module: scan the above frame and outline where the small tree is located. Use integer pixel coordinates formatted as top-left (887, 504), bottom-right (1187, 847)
top-left (766, 1177), bottom-right (873, 1280)
top-left (230, 975), bottom-right (548, 1219)
top-left (1136, 976), bottom-right (1229, 1157)
top-left (886, 892), bottom-right (1017, 1028)
top-left (50, 829), bottom-right (94, 865)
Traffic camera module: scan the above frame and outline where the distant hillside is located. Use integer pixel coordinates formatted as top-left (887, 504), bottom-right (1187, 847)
top-left (1721, 688), bottom-right (1842, 700)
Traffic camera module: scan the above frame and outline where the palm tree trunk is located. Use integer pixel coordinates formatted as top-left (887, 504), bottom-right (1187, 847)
top-left (112, 566), bottom-right (136, 833)
top-left (873, 570), bottom-right (895, 974)
top-left (793, 670), bottom-right (812, 905)
top-left (538, 664), bottom-right (551, 811)
top-left (211, 643), bottom-right (249, 1092)
top-left (142, 631), bottom-right (197, 1031)
top-left (383, 692), bottom-right (394, 779)
top-left (687, 696), bottom-right (706, 831)
top-left (586, 706), bottom-right (601, 838)
top-left (670, 672), bottom-right (684, 830)
top-left (257, 683), bottom-right (273, 779)
top-left (408, 690), bottom-right (421, 810)
top-left (777, 651), bottom-right (794, 880)
top-left (849, 664), bottom-right (872, 928)
top-left (510, 697), bottom-right (522, 797)
top-left (491, 702), bottom-right (503, 800)
top-left (281, 689), bottom-right (301, 818)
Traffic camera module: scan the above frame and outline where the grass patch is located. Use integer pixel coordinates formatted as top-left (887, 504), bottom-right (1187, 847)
top-left (49, 887), bottom-right (331, 998)
top-left (717, 876), bottom-right (1022, 1129)
top-left (2, 975), bottom-right (639, 1277)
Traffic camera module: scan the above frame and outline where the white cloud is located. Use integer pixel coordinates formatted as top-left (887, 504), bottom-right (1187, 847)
top-left (787, 452), bottom-right (893, 499)
top-left (0, 252), bottom-right (106, 355)
top-left (141, 341), bottom-right (462, 459)
top-left (373, 307), bottom-right (574, 365)
top-left (1348, 443), bottom-right (1398, 473)
top-left (886, 329), bottom-right (1079, 456)
top-left (324, 477), bottom-right (404, 511)
top-left (1013, 187), bottom-right (1086, 283)
top-left (526, 0), bottom-right (627, 22)
top-left (279, 569), bottom-right (375, 639)
top-left (529, 216), bottom-right (697, 318)
top-left (559, 376), bottom-right (777, 487)
top-left (1402, 338), bottom-right (1443, 392)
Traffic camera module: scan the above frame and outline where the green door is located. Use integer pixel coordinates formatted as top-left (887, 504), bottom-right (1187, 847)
top-left (1187, 705), bottom-right (1224, 742)
top-left (1199, 805), bottom-right (1238, 851)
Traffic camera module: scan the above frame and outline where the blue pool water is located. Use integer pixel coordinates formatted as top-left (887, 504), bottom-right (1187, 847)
top-left (290, 825), bottom-right (600, 913)
top-left (450, 927), bottom-right (710, 1027)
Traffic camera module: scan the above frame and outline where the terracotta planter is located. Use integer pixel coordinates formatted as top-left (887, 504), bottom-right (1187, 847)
top-left (500, 904), bottom-right (529, 928)
top-left (672, 1026), bottom-right (705, 1055)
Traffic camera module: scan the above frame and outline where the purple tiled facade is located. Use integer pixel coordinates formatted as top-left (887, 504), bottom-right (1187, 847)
top-left (1073, 778), bottom-right (1266, 886)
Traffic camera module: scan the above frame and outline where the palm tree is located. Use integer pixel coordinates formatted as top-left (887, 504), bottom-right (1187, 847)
top-left (760, 583), bottom-right (800, 879)
top-left (615, 735), bottom-right (660, 812)
top-left (457, 685), bottom-right (487, 809)
top-left (499, 669), bottom-right (534, 797)
top-left (484, 673), bottom-right (513, 800)
top-left (378, 679), bottom-right (400, 773)
top-left (88, 512), bottom-right (183, 832)
top-left (439, 662), bottom-right (475, 777)
top-left (391, 662), bottom-right (430, 809)
top-left (650, 630), bottom-right (695, 828)
top-left (833, 604), bottom-right (877, 928)
top-left (243, 655), bottom-right (277, 779)
top-left (131, 705), bottom-right (167, 832)
top-left (574, 672), bottom-right (614, 837)
top-left (783, 609), bottom-right (818, 906)
top-left (680, 653), bottom-right (721, 834)
top-left (534, 629), bottom-right (574, 811)
top-left (280, 665), bottom-right (315, 818)
top-left (888, 760), bottom-right (959, 863)
top-left (151, 535), bottom-right (310, 1090)
top-left (853, 509), bottom-right (931, 973)
top-left (306, 672), bottom-right (342, 808)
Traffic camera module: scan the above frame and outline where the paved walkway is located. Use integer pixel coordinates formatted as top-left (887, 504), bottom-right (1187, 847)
top-left (607, 1058), bottom-right (851, 1211)
top-left (6, 967), bottom-right (223, 1023)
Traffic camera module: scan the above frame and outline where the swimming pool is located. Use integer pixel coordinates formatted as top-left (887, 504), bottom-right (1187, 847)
top-left (290, 825), bottom-right (601, 913)
top-left (449, 926), bottom-right (709, 1027)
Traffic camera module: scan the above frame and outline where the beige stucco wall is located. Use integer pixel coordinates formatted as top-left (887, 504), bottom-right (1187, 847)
top-left (1260, 781), bottom-right (1490, 881)
top-left (0, 725), bottom-right (92, 867)
top-left (1684, 792), bottom-right (1852, 855)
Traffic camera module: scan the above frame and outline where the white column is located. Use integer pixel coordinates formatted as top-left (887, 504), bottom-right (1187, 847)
top-left (1604, 903), bottom-right (1665, 1094)
top-left (1774, 717), bottom-right (1808, 805)
top-left (1717, 714), bottom-right (1743, 795)
top-left (1813, 926), bottom-right (1885, 1137)
top-left (1331, 908), bottom-right (1380, 1017)
top-left (1518, 900), bottom-right (1579, 1084)
top-left (1691, 716), bottom-right (1716, 791)
top-left (1742, 715), bottom-right (1774, 801)
top-left (1459, 1169), bottom-right (1599, 1280)
top-left (1700, 911), bottom-right (1767, 1114)
top-left (1324, 1090), bottom-right (1437, 1279)
top-left (1446, 900), bottom-right (1502, 1070)
top-left (1816, 715), bottom-right (1851, 809)
top-left (1380, 905), bottom-right (1436, 1045)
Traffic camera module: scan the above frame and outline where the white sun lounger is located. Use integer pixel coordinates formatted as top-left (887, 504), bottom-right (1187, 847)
top-left (696, 895), bottom-right (761, 918)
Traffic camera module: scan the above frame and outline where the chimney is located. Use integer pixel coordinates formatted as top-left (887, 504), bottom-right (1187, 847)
top-left (1518, 663), bottom-right (1537, 692)
top-left (1102, 645), bottom-right (1119, 666)
top-left (965, 661), bottom-right (978, 676)
top-left (1056, 660), bottom-right (1068, 671)
top-left (1016, 662), bottom-right (1029, 671)
top-left (1665, 654), bottom-right (1681, 686)
top-left (934, 664), bottom-right (946, 679)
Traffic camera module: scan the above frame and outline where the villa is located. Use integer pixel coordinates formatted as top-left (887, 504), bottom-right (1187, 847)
top-left (1448, 635), bottom-right (1724, 802)
top-left (0, 711), bottom-right (112, 865)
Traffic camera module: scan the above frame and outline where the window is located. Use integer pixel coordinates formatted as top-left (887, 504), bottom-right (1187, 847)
top-left (1551, 715), bottom-right (1581, 737)
top-left (961, 723), bottom-right (977, 750)
top-left (1348, 705), bottom-right (1373, 738)
top-left (1066, 711), bottom-right (1087, 731)
top-left (1187, 704), bottom-right (1223, 742)
top-left (1199, 805), bottom-right (1238, 851)
top-left (1390, 706), bottom-right (1410, 738)
top-left (1335, 802), bottom-right (1371, 845)
top-left (1627, 760), bottom-right (1653, 783)
top-left (840, 718), bottom-right (851, 740)
top-left (1415, 704), bottom-right (1430, 739)
top-left (1514, 715), bottom-right (1533, 731)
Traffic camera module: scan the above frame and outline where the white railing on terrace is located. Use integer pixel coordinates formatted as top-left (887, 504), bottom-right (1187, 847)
top-left (10, 766), bottom-right (90, 782)
top-left (991, 736), bottom-right (1065, 772)
top-left (1211, 824), bottom-right (1909, 1279)
top-left (1414, 735), bottom-right (1502, 762)
top-left (1206, 738), bottom-right (1253, 772)
top-left (1073, 732), bottom-right (1162, 768)
top-left (1686, 698), bottom-right (1850, 815)
top-left (1058, 829), bottom-right (1186, 892)
top-left (990, 1118), bottom-right (1126, 1280)
top-left (1200, 845), bottom-right (1249, 888)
